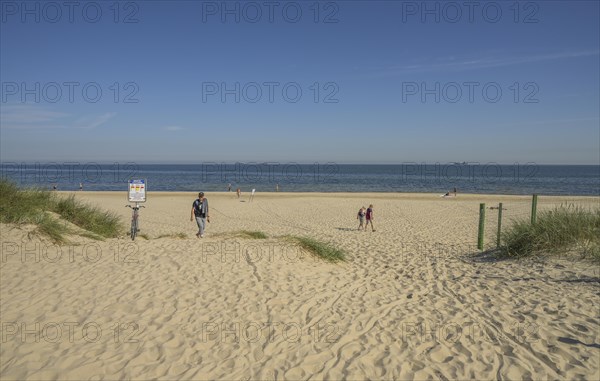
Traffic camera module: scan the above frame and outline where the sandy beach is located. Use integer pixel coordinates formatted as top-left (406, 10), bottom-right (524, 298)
top-left (1, 191), bottom-right (599, 380)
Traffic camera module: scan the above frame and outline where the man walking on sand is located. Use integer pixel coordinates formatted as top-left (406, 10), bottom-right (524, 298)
top-left (190, 192), bottom-right (210, 238)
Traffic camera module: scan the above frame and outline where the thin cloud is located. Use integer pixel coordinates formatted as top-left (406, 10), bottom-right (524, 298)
top-left (498, 117), bottom-right (600, 127)
top-left (73, 113), bottom-right (116, 129)
top-left (377, 50), bottom-right (600, 75)
top-left (0, 105), bottom-right (69, 124)
top-left (0, 105), bottom-right (115, 130)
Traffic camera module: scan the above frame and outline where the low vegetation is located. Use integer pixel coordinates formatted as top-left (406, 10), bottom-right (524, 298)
top-left (501, 206), bottom-right (600, 261)
top-left (155, 232), bottom-right (188, 239)
top-left (0, 179), bottom-right (123, 243)
top-left (54, 195), bottom-right (122, 238)
top-left (289, 236), bottom-right (346, 262)
top-left (239, 230), bottom-right (268, 239)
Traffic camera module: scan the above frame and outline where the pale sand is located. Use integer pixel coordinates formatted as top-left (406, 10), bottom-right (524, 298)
top-left (1, 192), bottom-right (599, 380)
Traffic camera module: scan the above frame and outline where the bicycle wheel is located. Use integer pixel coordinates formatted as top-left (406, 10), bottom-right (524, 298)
top-left (130, 215), bottom-right (137, 241)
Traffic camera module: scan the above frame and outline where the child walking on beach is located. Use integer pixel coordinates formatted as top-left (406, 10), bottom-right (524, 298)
top-left (366, 204), bottom-right (375, 232)
top-left (357, 206), bottom-right (366, 231)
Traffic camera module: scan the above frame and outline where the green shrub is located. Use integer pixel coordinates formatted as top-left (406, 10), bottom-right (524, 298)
top-left (240, 230), bottom-right (268, 239)
top-left (290, 236), bottom-right (346, 262)
top-left (501, 206), bottom-right (600, 260)
top-left (53, 195), bottom-right (122, 238)
top-left (1, 179), bottom-right (122, 241)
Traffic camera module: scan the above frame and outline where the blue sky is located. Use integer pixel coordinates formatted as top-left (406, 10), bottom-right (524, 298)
top-left (1, 0), bottom-right (599, 164)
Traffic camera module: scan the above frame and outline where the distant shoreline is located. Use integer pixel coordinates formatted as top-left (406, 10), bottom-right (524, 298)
top-left (4, 162), bottom-right (598, 196)
top-left (58, 190), bottom-right (600, 200)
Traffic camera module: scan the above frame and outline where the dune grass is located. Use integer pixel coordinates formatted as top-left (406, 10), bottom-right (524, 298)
top-left (0, 179), bottom-right (55, 224)
top-left (501, 205), bottom-right (600, 260)
top-left (78, 231), bottom-right (105, 241)
top-left (54, 195), bottom-right (122, 238)
top-left (155, 232), bottom-right (188, 239)
top-left (36, 214), bottom-right (70, 244)
top-left (290, 236), bottom-right (346, 262)
top-left (239, 230), bottom-right (268, 239)
top-left (0, 180), bottom-right (67, 242)
top-left (0, 179), bottom-right (123, 242)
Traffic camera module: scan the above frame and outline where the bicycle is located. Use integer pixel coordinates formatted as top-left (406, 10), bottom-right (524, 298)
top-left (126, 203), bottom-right (145, 241)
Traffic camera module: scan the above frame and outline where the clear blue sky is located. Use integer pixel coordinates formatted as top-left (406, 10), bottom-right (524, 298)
top-left (1, 0), bottom-right (599, 164)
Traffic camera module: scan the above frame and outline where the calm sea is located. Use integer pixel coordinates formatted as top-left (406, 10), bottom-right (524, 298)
top-left (1, 163), bottom-right (599, 196)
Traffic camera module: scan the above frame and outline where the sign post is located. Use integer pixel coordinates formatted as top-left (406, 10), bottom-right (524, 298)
top-left (477, 203), bottom-right (485, 250)
top-left (128, 179), bottom-right (147, 203)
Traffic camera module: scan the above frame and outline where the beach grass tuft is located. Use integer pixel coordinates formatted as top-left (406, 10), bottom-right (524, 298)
top-left (240, 230), bottom-right (268, 239)
top-left (36, 214), bottom-right (70, 244)
top-left (290, 236), bottom-right (346, 262)
top-left (79, 231), bottom-right (105, 241)
top-left (501, 205), bottom-right (600, 260)
top-left (0, 179), bottom-right (55, 224)
top-left (0, 179), bottom-right (123, 242)
top-left (155, 232), bottom-right (188, 239)
top-left (53, 195), bottom-right (122, 238)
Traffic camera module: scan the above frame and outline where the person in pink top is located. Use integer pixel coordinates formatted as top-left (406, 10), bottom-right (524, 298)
top-left (365, 204), bottom-right (375, 232)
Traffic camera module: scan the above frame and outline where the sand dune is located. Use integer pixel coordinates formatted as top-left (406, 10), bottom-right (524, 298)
top-left (1, 192), bottom-right (598, 380)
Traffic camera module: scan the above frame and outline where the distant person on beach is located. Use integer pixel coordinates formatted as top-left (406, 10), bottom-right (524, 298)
top-left (357, 206), bottom-right (366, 231)
top-left (366, 204), bottom-right (375, 232)
top-left (79, 182), bottom-right (83, 191)
top-left (236, 188), bottom-right (241, 198)
top-left (276, 183), bottom-right (280, 192)
top-left (190, 192), bottom-right (210, 238)
top-left (442, 188), bottom-right (457, 197)
top-left (52, 184), bottom-right (57, 191)
top-left (228, 183), bottom-right (232, 192)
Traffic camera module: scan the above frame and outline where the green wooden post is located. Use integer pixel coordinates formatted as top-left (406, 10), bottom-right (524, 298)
top-left (478, 203), bottom-right (485, 250)
top-left (497, 202), bottom-right (503, 248)
top-left (531, 194), bottom-right (538, 224)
